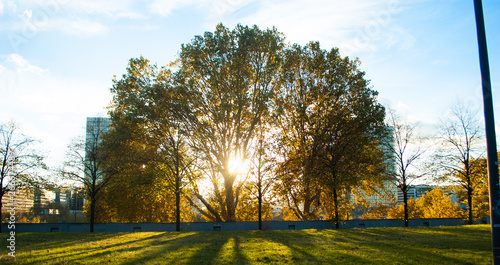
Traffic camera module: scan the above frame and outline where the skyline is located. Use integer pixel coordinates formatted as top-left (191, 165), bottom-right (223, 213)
top-left (1, 0), bottom-right (499, 168)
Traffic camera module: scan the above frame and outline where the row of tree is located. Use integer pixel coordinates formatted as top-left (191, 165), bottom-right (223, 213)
top-left (1, 24), bottom-right (491, 233)
top-left (84, 24), bottom-right (388, 232)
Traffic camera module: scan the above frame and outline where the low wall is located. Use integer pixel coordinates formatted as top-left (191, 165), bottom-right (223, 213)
top-left (1, 218), bottom-right (470, 233)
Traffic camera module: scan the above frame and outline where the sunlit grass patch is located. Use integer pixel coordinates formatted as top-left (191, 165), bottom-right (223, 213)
top-left (0, 225), bottom-right (491, 264)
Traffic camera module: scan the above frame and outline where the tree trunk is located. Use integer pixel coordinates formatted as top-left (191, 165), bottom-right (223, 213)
top-left (403, 189), bottom-right (409, 227)
top-left (467, 186), bottom-right (473, 225)
top-left (303, 175), bottom-right (313, 220)
top-left (0, 196), bottom-right (3, 233)
top-left (258, 182), bottom-right (262, 230)
top-left (303, 194), bottom-right (312, 221)
top-left (224, 174), bottom-right (236, 222)
top-left (90, 198), bottom-right (96, 233)
top-left (176, 178), bottom-right (181, 231)
top-left (175, 151), bottom-right (181, 232)
top-left (333, 188), bottom-right (339, 229)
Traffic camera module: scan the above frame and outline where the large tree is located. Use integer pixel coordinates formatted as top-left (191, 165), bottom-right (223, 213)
top-left (1, 121), bottom-right (45, 232)
top-left (100, 24), bottom-right (390, 225)
top-left (438, 101), bottom-right (483, 224)
top-left (175, 23), bottom-right (284, 222)
top-left (106, 57), bottom-right (194, 229)
top-left (275, 42), bottom-right (386, 226)
top-left (314, 47), bottom-right (387, 228)
top-left (274, 43), bottom-right (324, 221)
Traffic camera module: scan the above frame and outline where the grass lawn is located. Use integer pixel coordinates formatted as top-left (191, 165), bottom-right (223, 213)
top-left (0, 225), bottom-right (492, 264)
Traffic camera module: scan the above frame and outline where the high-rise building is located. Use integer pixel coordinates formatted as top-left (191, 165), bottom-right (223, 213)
top-left (85, 117), bottom-right (111, 148)
top-left (85, 117), bottom-right (111, 173)
top-left (353, 125), bottom-right (398, 208)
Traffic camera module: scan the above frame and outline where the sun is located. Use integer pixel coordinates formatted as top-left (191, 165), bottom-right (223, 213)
top-left (228, 157), bottom-right (249, 174)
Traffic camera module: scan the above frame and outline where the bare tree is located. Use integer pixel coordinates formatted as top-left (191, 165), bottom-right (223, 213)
top-left (439, 101), bottom-right (483, 224)
top-left (383, 109), bottom-right (426, 227)
top-left (62, 118), bottom-right (115, 232)
top-left (0, 121), bottom-right (45, 232)
top-left (249, 126), bottom-right (277, 230)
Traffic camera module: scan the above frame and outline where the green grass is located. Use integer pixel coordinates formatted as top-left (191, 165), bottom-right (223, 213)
top-left (0, 225), bottom-right (492, 264)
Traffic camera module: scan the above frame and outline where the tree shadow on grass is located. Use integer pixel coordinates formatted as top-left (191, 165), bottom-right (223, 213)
top-left (14, 232), bottom-right (136, 264)
top-left (333, 227), bottom-right (491, 264)
top-left (182, 233), bottom-right (251, 265)
top-left (120, 232), bottom-right (231, 265)
top-left (118, 231), bottom-right (251, 265)
top-left (12, 226), bottom-right (491, 264)
top-left (234, 227), bottom-right (490, 265)
top-left (18, 232), bottom-right (187, 265)
top-left (244, 229), bottom-right (369, 264)
top-left (17, 232), bottom-right (121, 250)
top-left (14, 231), bottom-right (229, 265)
top-left (82, 232), bottom-right (203, 264)
top-left (231, 234), bottom-right (251, 265)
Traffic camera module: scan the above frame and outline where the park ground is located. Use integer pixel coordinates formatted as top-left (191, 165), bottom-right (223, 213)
top-left (0, 225), bottom-right (492, 264)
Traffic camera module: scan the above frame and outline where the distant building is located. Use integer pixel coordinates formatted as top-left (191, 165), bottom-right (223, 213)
top-left (347, 126), bottom-right (399, 219)
top-left (354, 126), bottom-right (398, 207)
top-left (1, 188), bottom-right (36, 216)
top-left (85, 117), bottom-right (111, 176)
top-left (85, 117), bottom-right (111, 148)
top-left (362, 181), bottom-right (399, 206)
top-left (1, 187), bottom-right (85, 221)
top-left (397, 185), bottom-right (434, 205)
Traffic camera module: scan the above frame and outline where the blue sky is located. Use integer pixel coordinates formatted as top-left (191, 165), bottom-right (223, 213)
top-left (1, 0), bottom-right (499, 168)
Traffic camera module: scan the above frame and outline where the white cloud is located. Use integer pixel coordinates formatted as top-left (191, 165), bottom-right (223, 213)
top-left (393, 101), bottom-right (412, 120)
top-left (6, 1), bottom-right (16, 11)
top-left (33, 0), bottom-right (135, 17)
top-left (203, 0), bottom-right (255, 18)
top-left (0, 0), bottom-right (4, 15)
top-left (397, 101), bottom-right (411, 111)
top-left (149, 0), bottom-right (192, 16)
top-left (0, 0), bottom-right (133, 37)
top-left (0, 54), bottom-right (111, 168)
top-left (6, 53), bottom-right (47, 74)
top-left (114, 12), bottom-right (147, 20)
top-left (65, 19), bottom-right (107, 36)
top-left (1, 55), bottom-right (109, 116)
top-left (213, 0), bottom-right (414, 57)
top-left (149, 0), bottom-right (254, 18)
top-left (22, 9), bottom-right (32, 19)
